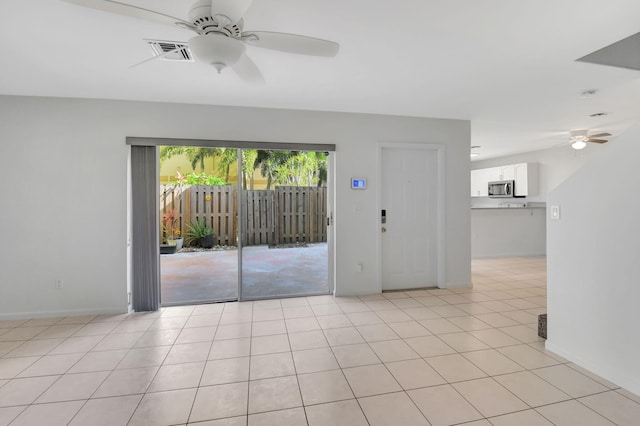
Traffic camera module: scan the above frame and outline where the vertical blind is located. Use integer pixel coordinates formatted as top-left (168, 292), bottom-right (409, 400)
top-left (131, 145), bottom-right (160, 311)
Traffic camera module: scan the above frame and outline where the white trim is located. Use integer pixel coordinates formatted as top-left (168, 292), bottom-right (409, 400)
top-left (377, 143), bottom-right (446, 291)
top-left (328, 152), bottom-right (336, 295)
top-left (436, 145), bottom-right (446, 288)
top-left (237, 149), bottom-right (244, 301)
top-left (0, 307), bottom-right (129, 320)
top-left (544, 341), bottom-right (639, 394)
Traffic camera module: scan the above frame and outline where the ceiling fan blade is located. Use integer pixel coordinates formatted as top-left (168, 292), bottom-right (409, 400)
top-left (128, 44), bottom-right (189, 69)
top-left (61, 0), bottom-right (195, 30)
top-left (589, 133), bottom-right (611, 138)
top-left (587, 138), bottom-right (608, 144)
top-left (232, 53), bottom-right (265, 84)
top-left (211, 0), bottom-right (253, 24)
top-left (242, 31), bottom-right (339, 57)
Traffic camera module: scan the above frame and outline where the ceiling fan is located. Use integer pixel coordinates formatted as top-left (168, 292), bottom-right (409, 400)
top-left (569, 129), bottom-right (611, 150)
top-left (61, 0), bottom-right (340, 83)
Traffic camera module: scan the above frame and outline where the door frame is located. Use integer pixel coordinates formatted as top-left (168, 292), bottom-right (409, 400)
top-left (326, 152), bottom-right (335, 295)
top-left (377, 143), bottom-right (446, 291)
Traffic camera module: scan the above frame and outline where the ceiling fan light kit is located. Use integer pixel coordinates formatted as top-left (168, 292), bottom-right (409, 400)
top-left (568, 129), bottom-right (611, 150)
top-left (188, 34), bottom-right (244, 73)
top-left (61, 0), bottom-right (340, 83)
top-left (571, 140), bottom-right (587, 150)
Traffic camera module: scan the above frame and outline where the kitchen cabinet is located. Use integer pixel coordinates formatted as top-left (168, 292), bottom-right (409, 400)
top-left (501, 165), bottom-right (515, 181)
top-left (514, 162), bottom-right (538, 196)
top-left (471, 162), bottom-right (538, 197)
top-left (486, 167), bottom-right (502, 182)
top-left (486, 165), bottom-right (515, 181)
top-left (470, 169), bottom-right (488, 197)
top-left (481, 165), bottom-right (515, 184)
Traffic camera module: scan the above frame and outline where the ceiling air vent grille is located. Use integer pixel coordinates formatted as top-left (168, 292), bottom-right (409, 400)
top-left (146, 40), bottom-right (193, 62)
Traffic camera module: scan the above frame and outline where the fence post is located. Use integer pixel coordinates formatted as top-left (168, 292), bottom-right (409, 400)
top-left (233, 187), bottom-right (238, 247)
top-left (267, 190), bottom-right (274, 245)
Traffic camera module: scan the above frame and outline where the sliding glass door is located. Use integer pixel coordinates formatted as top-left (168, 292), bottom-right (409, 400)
top-left (239, 150), bottom-right (331, 300)
top-left (128, 138), bottom-right (334, 309)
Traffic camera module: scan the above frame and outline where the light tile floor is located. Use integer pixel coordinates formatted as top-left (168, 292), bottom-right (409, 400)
top-left (1, 256), bottom-right (639, 425)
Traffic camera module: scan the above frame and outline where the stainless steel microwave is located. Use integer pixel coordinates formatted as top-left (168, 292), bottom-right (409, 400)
top-left (488, 180), bottom-right (521, 198)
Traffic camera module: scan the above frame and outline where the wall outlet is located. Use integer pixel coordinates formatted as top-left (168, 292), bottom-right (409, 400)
top-left (551, 205), bottom-right (561, 220)
top-left (54, 279), bottom-right (64, 289)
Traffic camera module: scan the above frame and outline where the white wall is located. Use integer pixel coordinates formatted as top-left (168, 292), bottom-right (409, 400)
top-left (546, 122), bottom-right (640, 395)
top-left (471, 208), bottom-right (546, 258)
top-left (0, 95), bottom-right (471, 318)
top-left (471, 144), bottom-right (597, 203)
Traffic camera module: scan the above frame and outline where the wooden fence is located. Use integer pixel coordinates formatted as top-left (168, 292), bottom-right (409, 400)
top-left (160, 185), bottom-right (327, 246)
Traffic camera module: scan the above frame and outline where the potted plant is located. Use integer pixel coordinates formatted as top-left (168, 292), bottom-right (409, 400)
top-left (160, 243), bottom-right (176, 255)
top-left (162, 209), bottom-right (183, 252)
top-left (187, 219), bottom-right (215, 249)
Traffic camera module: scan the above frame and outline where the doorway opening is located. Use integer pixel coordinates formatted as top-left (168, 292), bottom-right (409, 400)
top-left (157, 145), bottom-right (332, 305)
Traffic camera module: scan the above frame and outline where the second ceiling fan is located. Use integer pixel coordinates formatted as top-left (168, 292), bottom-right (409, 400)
top-left (569, 130), bottom-right (611, 150)
top-left (62, 0), bottom-right (340, 83)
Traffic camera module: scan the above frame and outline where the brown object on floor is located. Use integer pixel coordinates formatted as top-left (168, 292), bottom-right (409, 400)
top-left (538, 313), bottom-right (547, 339)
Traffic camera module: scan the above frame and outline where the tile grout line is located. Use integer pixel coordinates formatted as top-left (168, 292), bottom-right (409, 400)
top-left (317, 303), bottom-right (373, 425)
top-left (2, 258), bottom-right (640, 425)
top-left (183, 303), bottom-right (225, 425)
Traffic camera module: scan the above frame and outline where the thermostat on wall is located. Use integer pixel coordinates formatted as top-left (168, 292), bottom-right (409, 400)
top-left (351, 178), bottom-right (367, 189)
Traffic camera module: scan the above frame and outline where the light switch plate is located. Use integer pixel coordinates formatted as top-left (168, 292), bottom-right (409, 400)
top-left (551, 205), bottom-right (560, 220)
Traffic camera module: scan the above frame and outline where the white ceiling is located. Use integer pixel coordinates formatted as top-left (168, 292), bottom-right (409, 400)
top-left (1, 0), bottom-right (640, 159)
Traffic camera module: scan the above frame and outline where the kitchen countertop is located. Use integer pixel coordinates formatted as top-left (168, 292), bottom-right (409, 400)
top-left (471, 202), bottom-right (546, 210)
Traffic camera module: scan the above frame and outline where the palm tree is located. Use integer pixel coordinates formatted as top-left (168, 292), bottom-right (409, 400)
top-left (256, 150), bottom-right (295, 189)
top-left (242, 149), bottom-right (258, 190)
top-left (216, 148), bottom-right (237, 183)
top-left (271, 151), bottom-right (328, 187)
top-left (310, 152), bottom-right (328, 187)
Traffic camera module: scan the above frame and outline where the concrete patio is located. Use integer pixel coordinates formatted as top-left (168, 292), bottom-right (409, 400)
top-left (160, 243), bottom-right (329, 305)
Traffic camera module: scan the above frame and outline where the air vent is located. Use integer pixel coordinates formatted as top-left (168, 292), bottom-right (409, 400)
top-left (146, 40), bottom-right (193, 62)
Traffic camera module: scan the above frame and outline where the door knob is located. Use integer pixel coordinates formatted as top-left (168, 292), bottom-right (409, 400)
top-left (381, 227), bottom-right (387, 233)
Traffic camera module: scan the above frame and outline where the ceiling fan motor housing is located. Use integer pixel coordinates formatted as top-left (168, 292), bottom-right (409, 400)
top-left (188, 0), bottom-right (213, 23)
top-left (188, 0), bottom-right (242, 37)
top-left (570, 129), bottom-right (589, 140)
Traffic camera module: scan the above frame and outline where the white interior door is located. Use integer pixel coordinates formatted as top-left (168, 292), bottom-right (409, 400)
top-left (381, 147), bottom-right (439, 290)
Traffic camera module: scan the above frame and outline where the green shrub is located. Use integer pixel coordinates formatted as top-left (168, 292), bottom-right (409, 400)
top-left (186, 219), bottom-right (215, 246)
top-left (178, 172), bottom-right (226, 186)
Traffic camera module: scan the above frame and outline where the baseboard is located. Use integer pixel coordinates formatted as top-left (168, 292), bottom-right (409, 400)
top-left (444, 281), bottom-right (474, 289)
top-left (334, 290), bottom-right (378, 297)
top-left (546, 340), bottom-right (640, 397)
top-left (0, 306), bottom-right (129, 320)
top-left (472, 251), bottom-right (546, 259)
